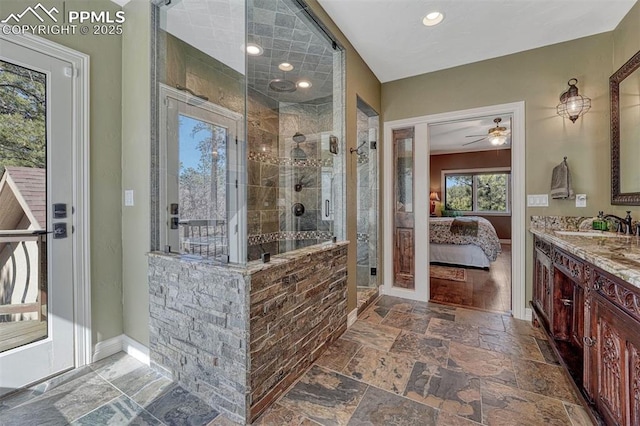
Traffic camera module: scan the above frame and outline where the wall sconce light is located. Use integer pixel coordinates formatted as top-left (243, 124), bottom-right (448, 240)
top-left (429, 191), bottom-right (440, 215)
top-left (556, 78), bottom-right (591, 123)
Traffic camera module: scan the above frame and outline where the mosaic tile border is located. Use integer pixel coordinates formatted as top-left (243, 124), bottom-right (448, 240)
top-left (248, 150), bottom-right (333, 168)
top-left (248, 231), bottom-right (334, 245)
top-left (356, 232), bottom-right (369, 243)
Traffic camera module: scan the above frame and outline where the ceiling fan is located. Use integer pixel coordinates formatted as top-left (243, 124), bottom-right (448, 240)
top-left (463, 117), bottom-right (511, 146)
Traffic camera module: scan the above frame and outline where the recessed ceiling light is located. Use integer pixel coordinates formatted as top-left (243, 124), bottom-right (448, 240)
top-left (246, 43), bottom-right (263, 56)
top-left (279, 62), bottom-right (294, 71)
top-left (423, 11), bottom-right (444, 26)
top-left (296, 80), bottom-right (312, 89)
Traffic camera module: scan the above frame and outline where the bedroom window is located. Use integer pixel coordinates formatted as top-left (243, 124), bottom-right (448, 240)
top-left (443, 170), bottom-right (510, 214)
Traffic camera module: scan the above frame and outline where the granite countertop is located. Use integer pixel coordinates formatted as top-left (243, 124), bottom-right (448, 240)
top-left (148, 240), bottom-right (349, 275)
top-left (530, 227), bottom-right (640, 289)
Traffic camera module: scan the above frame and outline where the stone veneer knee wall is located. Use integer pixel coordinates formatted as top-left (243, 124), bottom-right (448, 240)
top-left (248, 242), bottom-right (348, 420)
top-left (148, 241), bottom-right (348, 424)
top-left (148, 255), bottom-right (250, 423)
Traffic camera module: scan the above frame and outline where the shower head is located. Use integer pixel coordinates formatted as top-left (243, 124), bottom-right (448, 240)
top-left (268, 78), bottom-right (296, 93)
top-left (292, 132), bottom-right (306, 144)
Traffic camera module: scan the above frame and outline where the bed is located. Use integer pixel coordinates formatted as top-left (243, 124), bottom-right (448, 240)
top-left (429, 216), bottom-right (501, 268)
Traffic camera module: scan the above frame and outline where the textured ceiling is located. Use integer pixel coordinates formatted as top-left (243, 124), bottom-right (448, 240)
top-left (247, 0), bottom-right (336, 103)
top-left (317, 0), bottom-right (637, 82)
top-left (429, 114), bottom-right (512, 155)
top-left (161, 0), bottom-right (337, 104)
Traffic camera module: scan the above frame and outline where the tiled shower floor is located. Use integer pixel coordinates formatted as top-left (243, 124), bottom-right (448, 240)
top-left (0, 296), bottom-right (594, 425)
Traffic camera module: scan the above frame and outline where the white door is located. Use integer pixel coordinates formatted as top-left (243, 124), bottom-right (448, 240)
top-left (0, 38), bottom-right (75, 395)
top-left (159, 85), bottom-right (243, 263)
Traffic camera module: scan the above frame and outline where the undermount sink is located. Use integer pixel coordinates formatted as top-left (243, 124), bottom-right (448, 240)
top-left (555, 231), bottom-right (628, 238)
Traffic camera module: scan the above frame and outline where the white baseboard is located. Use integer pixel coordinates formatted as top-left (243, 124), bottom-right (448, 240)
top-left (347, 308), bottom-right (358, 328)
top-left (92, 334), bottom-right (150, 366)
top-left (122, 335), bottom-right (150, 366)
top-left (524, 308), bottom-right (533, 321)
top-left (499, 239), bottom-right (512, 244)
top-left (92, 335), bottom-right (123, 363)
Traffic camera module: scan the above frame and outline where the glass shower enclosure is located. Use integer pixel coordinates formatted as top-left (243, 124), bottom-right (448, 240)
top-left (154, 0), bottom-right (345, 264)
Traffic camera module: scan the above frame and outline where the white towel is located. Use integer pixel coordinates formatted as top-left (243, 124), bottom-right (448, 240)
top-left (550, 160), bottom-right (575, 199)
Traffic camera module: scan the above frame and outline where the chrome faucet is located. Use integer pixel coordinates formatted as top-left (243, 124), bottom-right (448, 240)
top-left (603, 211), bottom-right (632, 235)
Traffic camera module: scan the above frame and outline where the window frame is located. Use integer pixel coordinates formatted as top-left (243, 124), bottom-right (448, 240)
top-left (441, 167), bottom-right (511, 216)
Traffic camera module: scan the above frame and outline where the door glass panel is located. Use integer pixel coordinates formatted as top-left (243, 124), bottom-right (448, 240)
top-left (356, 99), bottom-right (379, 301)
top-left (396, 138), bottom-right (413, 213)
top-left (177, 114), bottom-right (228, 259)
top-left (0, 60), bottom-right (48, 353)
top-left (393, 128), bottom-right (415, 289)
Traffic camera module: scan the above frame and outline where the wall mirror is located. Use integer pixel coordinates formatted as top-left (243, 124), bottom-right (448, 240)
top-left (611, 48), bottom-right (640, 205)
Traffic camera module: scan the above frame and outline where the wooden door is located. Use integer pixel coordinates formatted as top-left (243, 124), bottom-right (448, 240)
top-left (393, 128), bottom-right (414, 289)
top-left (571, 280), bottom-right (585, 350)
top-left (533, 244), bottom-right (552, 328)
top-left (552, 268), bottom-right (575, 341)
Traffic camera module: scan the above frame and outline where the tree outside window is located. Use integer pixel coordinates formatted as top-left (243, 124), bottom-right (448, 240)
top-left (444, 171), bottom-right (510, 213)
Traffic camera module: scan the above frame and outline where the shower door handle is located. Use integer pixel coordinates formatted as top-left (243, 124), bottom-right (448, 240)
top-left (325, 200), bottom-right (330, 218)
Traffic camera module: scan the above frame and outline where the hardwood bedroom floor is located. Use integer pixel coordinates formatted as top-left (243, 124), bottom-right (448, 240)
top-left (430, 243), bottom-right (511, 313)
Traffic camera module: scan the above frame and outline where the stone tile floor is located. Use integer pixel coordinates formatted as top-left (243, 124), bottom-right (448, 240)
top-left (0, 352), bottom-right (220, 425)
top-left (0, 296), bottom-right (595, 425)
top-left (254, 296), bottom-right (594, 426)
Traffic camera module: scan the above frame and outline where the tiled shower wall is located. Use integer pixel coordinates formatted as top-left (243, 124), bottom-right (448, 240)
top-left (162, 32), bottom-right (244, 117)
top-left (247, 100), bottom-right (335, 259)
top-left (247, 90), bottom-right (280, 261)
top-left (278, 101), bottom-right (334, 253)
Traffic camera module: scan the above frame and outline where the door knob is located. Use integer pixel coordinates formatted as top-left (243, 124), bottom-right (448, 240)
top-left (53, 223), bottom-right (67, 239)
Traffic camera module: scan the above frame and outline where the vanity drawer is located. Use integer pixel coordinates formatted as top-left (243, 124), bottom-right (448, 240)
top-left (553, 247), bottom-right (584, 283)
top-left (592, 268), bottom-right (640, 324)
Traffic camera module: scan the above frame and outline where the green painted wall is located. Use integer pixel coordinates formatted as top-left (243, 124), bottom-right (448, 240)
top-left (121, 0), bottom-right (151, 346)
top-left (382, 10), bottom-right (640, 309)
top-left (0, 0), bottom-right (124, 345)
top-left (613, 1), bottom-right (640, 70)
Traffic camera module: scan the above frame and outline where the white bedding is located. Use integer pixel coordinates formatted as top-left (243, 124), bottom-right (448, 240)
top-left (429, 216), bottom-right (501, 268)
top-left (429, 243), bottom-right (491, 268)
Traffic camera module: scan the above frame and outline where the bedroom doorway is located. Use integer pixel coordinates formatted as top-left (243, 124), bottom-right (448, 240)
top-left (383, 102), bottom-right (527, 320)
top-left (427, 123), bottom-right (512, 312)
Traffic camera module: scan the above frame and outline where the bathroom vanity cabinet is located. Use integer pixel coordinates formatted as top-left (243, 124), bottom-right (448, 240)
top-left (532, 234), bottom-right (640, 425)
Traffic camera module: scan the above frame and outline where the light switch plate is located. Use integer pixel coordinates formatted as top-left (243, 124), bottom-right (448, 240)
top-left (124, 190), bottom-right (134, 206)
top-left (527, 194), bottom-right (549, 207)
top-left (576, 194), bottom-right (587, 208)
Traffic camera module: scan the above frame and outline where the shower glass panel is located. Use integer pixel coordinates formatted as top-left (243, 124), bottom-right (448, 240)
top-left (356, 98), bottom-right (379, 289)
top-left (155, 0), bottom-right (344, 264)
top-left (245, 0), bottom-right (344, 261)
top-left (156, 0), bottom-right (247, 263)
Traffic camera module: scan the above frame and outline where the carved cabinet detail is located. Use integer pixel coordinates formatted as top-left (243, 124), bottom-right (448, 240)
top-left (587, 293), bottom-right (640, 425)
top-left (531, 234), bottom-right (640, 425)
